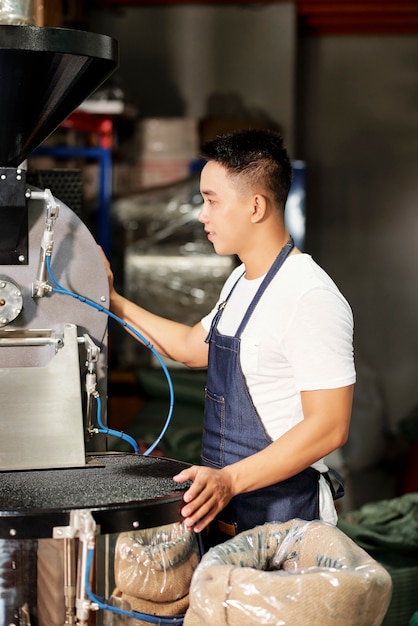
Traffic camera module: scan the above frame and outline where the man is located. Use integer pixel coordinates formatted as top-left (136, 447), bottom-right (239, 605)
top-left (103, 128), bottom-right (355, 540)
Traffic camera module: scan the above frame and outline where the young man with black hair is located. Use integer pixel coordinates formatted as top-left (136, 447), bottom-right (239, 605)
top-left (103, 128), bottom-right (355, 540)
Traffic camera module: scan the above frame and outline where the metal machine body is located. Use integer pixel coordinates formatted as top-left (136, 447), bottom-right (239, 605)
top-left (0, 185), bottom-right (110, 470)
top-left (0, 25), bottom-right (118, 470)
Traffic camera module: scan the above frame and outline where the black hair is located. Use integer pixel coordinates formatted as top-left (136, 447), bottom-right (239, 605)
top-left (200, 128), bottom-right (293, 207)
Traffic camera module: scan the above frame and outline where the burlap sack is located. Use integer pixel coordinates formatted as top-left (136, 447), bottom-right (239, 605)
top-left (114, 521), bottom-right (199, 602)
top-left (112, 587), bottom-right (189, 626)
top-left (112, 521), bottom-right (200, 624)
top-left (184, 519), bottom-right (392, 626)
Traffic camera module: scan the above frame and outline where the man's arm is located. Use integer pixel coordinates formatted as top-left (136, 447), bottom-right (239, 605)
top-left (174, 384), bottom-right (354, 532)
top-left (101, 248), bottom-right (209, 368)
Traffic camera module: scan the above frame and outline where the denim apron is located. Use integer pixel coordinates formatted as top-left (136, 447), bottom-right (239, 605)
top-left (202, 238), bottom-right (324, 537)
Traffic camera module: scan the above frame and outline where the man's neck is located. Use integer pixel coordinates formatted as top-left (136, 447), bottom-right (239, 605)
top-left (241, 233), bottom-right (294, 280)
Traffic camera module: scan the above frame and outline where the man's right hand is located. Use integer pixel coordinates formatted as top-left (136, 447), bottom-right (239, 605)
top-left (98, 245), bottom-right (116, 299)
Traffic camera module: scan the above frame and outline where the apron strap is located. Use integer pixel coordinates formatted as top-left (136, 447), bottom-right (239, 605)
top-left (323, 468), bottom-right (345, 500)
top-left (235, 237), bottom-right (294, 338)
top-left (205, 237), bottom-right (294, 345)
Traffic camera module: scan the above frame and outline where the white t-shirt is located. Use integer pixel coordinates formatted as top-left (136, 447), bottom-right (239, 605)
top-left (201, 253), bottom-right (356, 524)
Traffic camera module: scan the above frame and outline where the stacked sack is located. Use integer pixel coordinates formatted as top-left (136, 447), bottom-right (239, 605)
top-left (113, 521), bottom-right (199, 625)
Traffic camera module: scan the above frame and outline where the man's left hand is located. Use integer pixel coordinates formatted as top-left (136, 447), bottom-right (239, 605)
top-left (173, 465), bottom-right (234, 533)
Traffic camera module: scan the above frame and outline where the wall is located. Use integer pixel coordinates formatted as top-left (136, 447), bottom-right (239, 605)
top-left (298, 35), bottom-right (418, 429)
top-left (88, 3), bottom-right (297, 152)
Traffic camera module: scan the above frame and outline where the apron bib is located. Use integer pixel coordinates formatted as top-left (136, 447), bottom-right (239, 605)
top-left (202, 238), bottom-right (323, 536)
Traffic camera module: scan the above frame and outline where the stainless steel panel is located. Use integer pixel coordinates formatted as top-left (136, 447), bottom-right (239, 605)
top-left (0, 324), bottom-right (85, 471)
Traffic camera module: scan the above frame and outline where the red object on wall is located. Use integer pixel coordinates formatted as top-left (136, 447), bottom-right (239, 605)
top-left (61, 110), bottom-right (113, 150)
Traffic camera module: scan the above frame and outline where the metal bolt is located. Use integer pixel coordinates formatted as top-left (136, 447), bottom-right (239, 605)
top-left (100, 295), bottom-right (106, 302)
top-left (0, 318), bottom-right (7, 325)
top-left (1, 174), bottom-right (5, 180)
top-left (0, 282), bottom-right (5, 289)
top-left (9, 529), bottom-right (16, 537)
top-left (18, 255), bottom-right (25, 263)
top-left (132, 521), bottom-right (139, 529)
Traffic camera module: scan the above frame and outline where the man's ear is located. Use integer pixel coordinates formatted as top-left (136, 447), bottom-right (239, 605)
top-left (251, 194), bottom-right (268, 223)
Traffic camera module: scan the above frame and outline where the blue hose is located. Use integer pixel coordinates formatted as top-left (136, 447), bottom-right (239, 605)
top-left (45, 254), bottom-right (175, 457)
top-left (85, 547), bottom-right (185, 624)
top-left (95, 394), bottom-right (139, 454)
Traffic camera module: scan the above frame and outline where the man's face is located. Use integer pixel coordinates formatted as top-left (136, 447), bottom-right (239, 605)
top-left (198, 160), bottom-right (254, 257)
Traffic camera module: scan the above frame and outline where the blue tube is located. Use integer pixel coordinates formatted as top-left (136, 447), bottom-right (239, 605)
top-left (45, 255), bottom-right (175, 457)
top-left (85, 548), bottom-right (184, 624)
top-left (95, 395), bottom-right (139, 454)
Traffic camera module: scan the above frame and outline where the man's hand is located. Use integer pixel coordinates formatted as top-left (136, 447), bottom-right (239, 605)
top-left (173, 465), bottom-right (235, 533)
top-left (98, 245), bottom-right (116, 298)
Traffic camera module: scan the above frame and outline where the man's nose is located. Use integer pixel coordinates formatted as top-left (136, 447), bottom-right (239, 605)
top-left (198, 205), bottom-right (208, 223)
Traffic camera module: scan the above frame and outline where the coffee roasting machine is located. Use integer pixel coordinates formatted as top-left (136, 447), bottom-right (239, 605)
top-left (0, 25), bottom-right (116, 471)
top-left (0, 24), bottom-right (189, 625)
